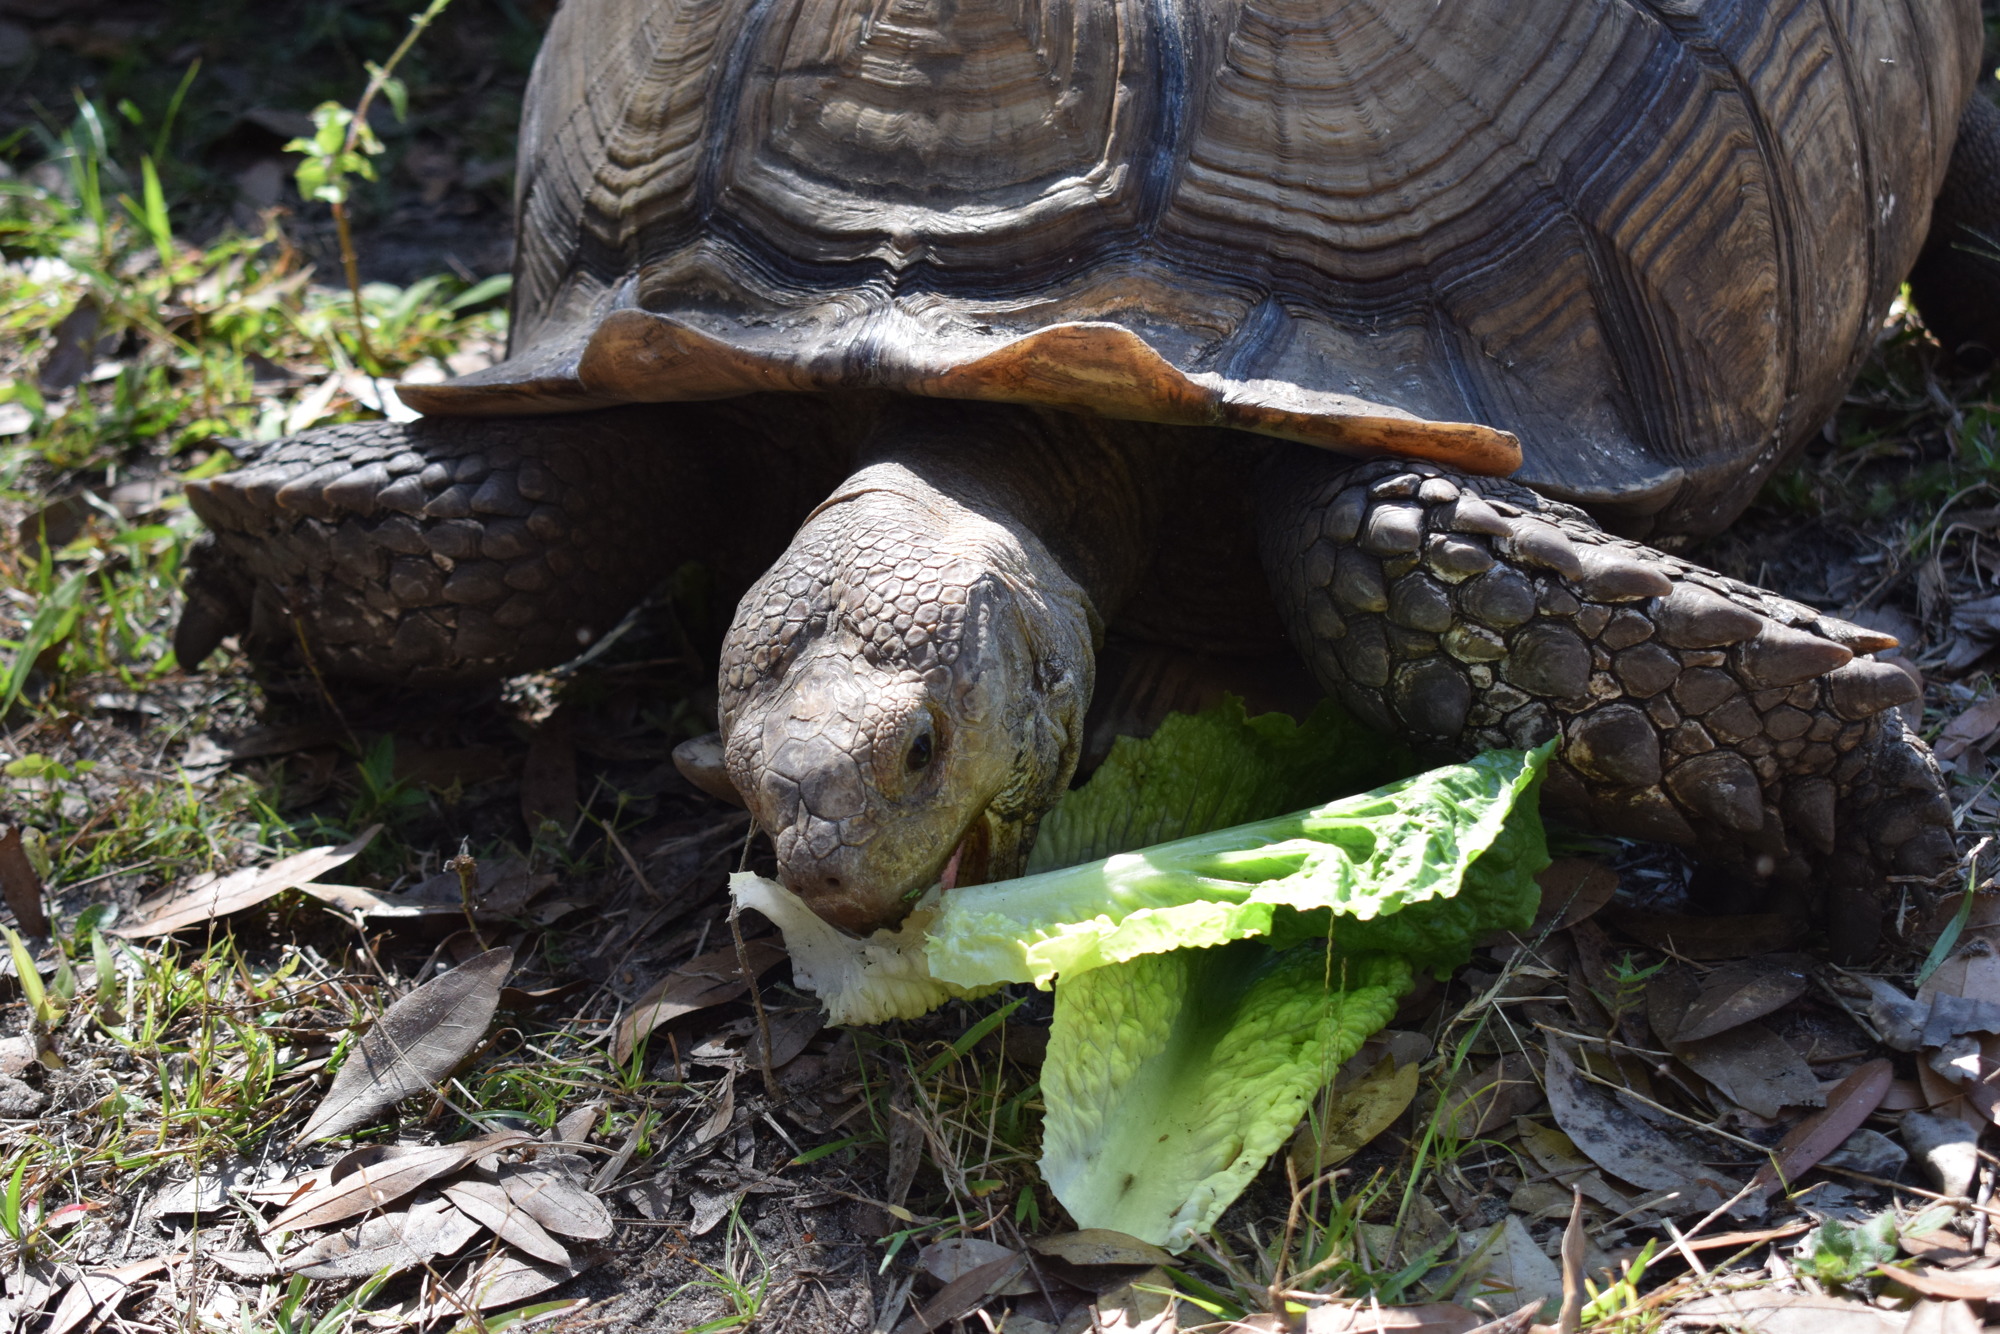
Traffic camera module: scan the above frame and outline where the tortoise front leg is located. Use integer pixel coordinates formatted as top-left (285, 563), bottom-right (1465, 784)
top-left (176, 401), bottom-right (851, 686)
top-left (1256, 449), bottom-right (1955, 955)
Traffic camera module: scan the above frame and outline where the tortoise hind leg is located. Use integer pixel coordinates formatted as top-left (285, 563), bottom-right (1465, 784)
top-left (1256, 449), bottom-right (1956, 956)
top-left (177, 402), bottom-right (850, 687)
top-left (1910, 93), bottom-right (2000, 371)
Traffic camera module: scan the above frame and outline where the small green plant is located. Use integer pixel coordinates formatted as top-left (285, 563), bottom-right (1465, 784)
top-left (1798, 1212), bottom-right (1900, 1287)
top-left (285, 0), bottom-right (456, 369)
top-left (1578, 1237), bottom-right (1658, 1332)
top-left (1599, 953), bottom-right (1667, 1033)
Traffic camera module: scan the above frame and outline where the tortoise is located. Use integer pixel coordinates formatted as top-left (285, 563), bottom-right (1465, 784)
top-left (177, 0), bottom-right (2000, 951)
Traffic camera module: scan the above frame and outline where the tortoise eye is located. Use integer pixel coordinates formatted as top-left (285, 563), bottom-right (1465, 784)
top-left (906, 730), bottom-right (934, 772)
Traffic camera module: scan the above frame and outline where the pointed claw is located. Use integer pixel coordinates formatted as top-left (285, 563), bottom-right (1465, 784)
top-left (1573, 545), bottom-right (1674, 602)
top-left (1735, 623), bottom-right (1853, 688)
top-left (1826, 658), bottom-right (1921, 721)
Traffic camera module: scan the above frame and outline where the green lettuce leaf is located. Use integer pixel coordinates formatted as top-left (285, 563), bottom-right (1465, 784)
top-left (1041, 942), bottom-right (1409, 1248)
top-left (1027, 697), bottom-right (1411, 872)
top-left (729, 876), bottom-right (994, 1025)
top-left (927, 744), bottom-right (1551, 989)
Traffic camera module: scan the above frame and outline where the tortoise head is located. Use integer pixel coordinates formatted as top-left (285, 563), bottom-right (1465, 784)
top-left (718, 462), bottom-right (1095, 933)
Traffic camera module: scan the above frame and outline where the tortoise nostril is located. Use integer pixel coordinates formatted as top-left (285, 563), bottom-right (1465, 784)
top-left (906, 730), bottom-right (934, 772)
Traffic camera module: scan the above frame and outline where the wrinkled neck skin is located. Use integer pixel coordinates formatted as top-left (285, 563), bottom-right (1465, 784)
top-left (718, 401), bottom-right (1176, 932)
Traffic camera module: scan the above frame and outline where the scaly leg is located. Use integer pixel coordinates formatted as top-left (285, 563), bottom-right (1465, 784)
top-left (177, 401), bottom-right (853, 685)
top-left (1258, 450), bottom-right (1955, 955)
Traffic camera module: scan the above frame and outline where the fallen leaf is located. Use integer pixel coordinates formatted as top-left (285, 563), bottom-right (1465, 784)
top-left (115, 826), bottom-right (379, 938)
top-left (1455, 1215), bottom-right (1560, 1312)
top-left (891, 1252), bottom-right (1029, 1334)
top-left (612, 940), bottom-right (787, 1066)
top-left (1902, 1298), bottom-right (1982, 1334)
top-left (1876, 1265), bottom-right (2000, 1300)
top-left (298, 946), bottom-right (512, 1142)
top-left (362, 857), bottom-right (555, 921)
top-left (1305, 1304), bottom-right (1486, 1334)
top-left (1673, 1024), bottom-right (1824, 1119)
top-left (1901, 1111), bottom-right (1981, 1197)
top-left (1291, 1056), bottom-right (1421, 1174)
top-left (1542, 1044), bottom-right (1739, 1215)
top-left (1675, 1222), bottom-right (1810, 1252)
top-left (1746, 1058), bottom-right (1893, 1202)
top-left (1937, 694), bottom-right (2000, 765)
top-left (1093, 1266), bottom-right (1180, 1334)
top-left (443, 1179), bottom-right (570, 1265)
top-left (437, 1247), bottom-right (599, 1317)
top-left (1514, 1119), bottom-right (1636, 1215)
top-left (920, 1238), bottom-right (1034, 1294)
top-left (1675, 956), bottom-right (1813, 1043)
top-left (44, 1254), bottom-right (178, 1334)
top-left (263, 1131), bottom-right (531, 1233)
top-left (1646, 967), bottom-right (1701, 1046)
top-left (1530, 859), bottom-right (1619, 934)
top-left (496, 1164), bottom-right (614, 1241)
top-left (283, 1196), bottom-right (482, 1279)
top-left (1667, 1291), bottom-right (1904, 1334)
top-left (1029, 1230), bottom-right (1175, 1269)
top-left (1438, 1053), bottom-right (1540, 1141)
top-left (0, 829), bottom-right (48, 936)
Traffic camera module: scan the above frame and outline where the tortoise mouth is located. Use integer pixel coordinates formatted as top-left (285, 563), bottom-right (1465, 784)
top-left (939, 811), bottom-right (994, 893)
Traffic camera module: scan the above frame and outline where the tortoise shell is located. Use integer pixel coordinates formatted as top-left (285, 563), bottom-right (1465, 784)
top-left (400, 0), bottom-right (1981, 536)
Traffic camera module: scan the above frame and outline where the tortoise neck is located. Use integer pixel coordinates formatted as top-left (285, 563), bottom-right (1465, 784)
top-left (823, 400), bottom-right (1182, 621)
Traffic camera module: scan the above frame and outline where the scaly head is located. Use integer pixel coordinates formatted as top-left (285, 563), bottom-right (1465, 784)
top-left (718, 456), bottom-right (1096, 932)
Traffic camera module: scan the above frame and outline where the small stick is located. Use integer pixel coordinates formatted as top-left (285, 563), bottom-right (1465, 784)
top-left (1557, 1187), bottom-right (1586, 1334)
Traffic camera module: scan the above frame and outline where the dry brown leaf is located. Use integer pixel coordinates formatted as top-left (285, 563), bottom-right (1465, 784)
top-left (891, 1251), bottom-right (1029, 1334)
top-left (0, 828), bottom-right (48, 937)
top-left (263, 1130), bottom-right (532, 1233)
top-left (612, 940), bottom-right (787, 1066)
top-left (433, 1246), bottom-right (598, 1317)
top-left (283, 1196), bottom-right (482, 1279)
top-left (1645, 967), bottom-right (1701, 1047)
top-left (1937, 694), bottom-right (2000, 764)
top-left (1092, 1266), bottom-right (1179, 1334)
top-left (443, 1179), bottom-right (570, 1265)
top-left (44, 1254), bottom-right (179, 1334)
top-left (1305, 1302), bottom-right (1488, 1334)
top-left (351, 857), bottom-right (555, 922)
top-left (1440, 1053), bottom-right (1540, 1140)
top-left (919, 1238), bottom-right (1034, 1294)
top-left (1667, 1292), bottom-right (1904, 1334)
top-left (1515, 1120), bottom-right (1635, 1214)
top-left (1029, 1230), bottom-right (1175, 1269)
top-left (115, 826), bottom-right (379, 938)
top-left (1877, 1265), bottom-right (2000, 1300)
top-left (1291, 1056), bottom-right (1420, 1174)
top-left (1454, 1215), bottom-right (1561, 1311)
top-left (1746, 1058), bottom-right (1892, 1203)
top-left (1542, 1044), bottom-right (1738, 1215)
top-left (1902, 1298), bottom-right (1983, 1334)
top-left (1528, 859), bottom-right (1618, 934)
top-left (297, 947), bottom-right (512, 1142)
top-left (1676, 1222), bottom-right (1809, 1252)
top-left (1673, 1023), bottom-right (1823, 1118)
top-left (1676, 956), bottom-right (1813, 1043)
top-left (496, 1164), bottom-right (614, 1241)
